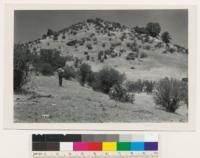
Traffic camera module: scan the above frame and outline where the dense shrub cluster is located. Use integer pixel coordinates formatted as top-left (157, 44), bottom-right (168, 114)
top-left (79, 63), bottom-right (92, 86)
top-left (153, 77), bottom-right (183, 113)
top-left (39, 63), bottom-right (54, 76)
top-left (126, 80), bottom-right (155, 93)
top-left (14, 44), bottom-right (31, 91)
top-left (109, 84), bottom-right (135, 103)
top-left (63, 65), bottom-right (76, 80)
top-left (91, 67), bottom-right (125, 94)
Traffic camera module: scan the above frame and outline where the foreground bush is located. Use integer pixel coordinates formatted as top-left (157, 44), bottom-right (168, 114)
top-left (92, 67), bottom-right (125, 94)
top-left (79, 63), bottom-right (92, 86)
top-left (153, 77), bottom-right (182, 113)
top-left (63, 65), bottom-right (76, 80)
top-left (39, 63), bottom-right (54, 76)
top-left (109, 84), bottom-right (135, 103)
top-left (14, 44), bottom-right (31, 91)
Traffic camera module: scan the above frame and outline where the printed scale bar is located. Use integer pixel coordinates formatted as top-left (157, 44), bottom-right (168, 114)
top-left (32, 151), bottom-right (159, 158)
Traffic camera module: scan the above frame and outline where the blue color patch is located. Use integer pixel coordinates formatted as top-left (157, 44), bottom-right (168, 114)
top-left (131, 142), bottom-right (144, 151)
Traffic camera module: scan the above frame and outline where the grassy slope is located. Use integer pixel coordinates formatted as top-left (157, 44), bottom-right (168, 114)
top-left (14, 75), bottom-right (187, 123)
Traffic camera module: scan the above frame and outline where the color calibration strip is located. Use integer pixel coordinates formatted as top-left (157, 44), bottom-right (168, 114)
top-left (32, 134), bottom-right (159, 157)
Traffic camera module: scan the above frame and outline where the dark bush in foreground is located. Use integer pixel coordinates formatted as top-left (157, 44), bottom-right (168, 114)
top-left (79, 63), bottom-right (92, 86)
top-left (92, 67), bottom-right (125, 94)
top-left (180, 81), bottom-right (188, 107)
top-left (14, 44), bottom-right (31, 91)
top-left (63, 65), bottom-right (76, 80)
top-left (153, 77), bottom-right (182, 113)
top-left (39, 63), bottom-right (54, 76)
top-left (109, 84), bottom-right (135, 103)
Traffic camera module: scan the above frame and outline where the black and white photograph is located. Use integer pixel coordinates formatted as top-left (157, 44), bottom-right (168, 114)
top-left (13, 9), bottom-right (189, 124)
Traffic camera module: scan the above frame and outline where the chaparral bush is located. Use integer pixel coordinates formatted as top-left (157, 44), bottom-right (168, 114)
top-left (92, 67), bottom-right (125, 94)
top-left (39, 63), bottom-right (54, 76)
top-left (79, 63), bottom-right (92, 86)
top-left (140, 52), bottom-right (148, 58)
top-left (14, 44), bottom-right (31, 91)
top-left (153, 77), bottom-right (183, 113)
top-left (109, 84), bottom-right (135, 103)
top-left (63, 65), bottom-right (76, 80)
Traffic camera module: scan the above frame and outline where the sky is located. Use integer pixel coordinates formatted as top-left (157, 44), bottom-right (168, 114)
top-left (14, 10), bottom-right (188, 48)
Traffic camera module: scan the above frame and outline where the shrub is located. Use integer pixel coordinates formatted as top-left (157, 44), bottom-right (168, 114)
top-left (144, 45), bottom-right (151, 50)
top-left (180, 81), bottom-right (188, 107)
top-left (63, 65), bottom-right (76, 80)
top-left (40, 49), bottom-right (66, 69)
top-left (155, 42), bottom-right (163, 49)
top-left (109, 84), bottom-right (135, 103)
top-left (14, 44), bottom-right (31, 91)
top-left (39, 63), bottom-right (54, 76)
top-left (79, 63), bottom-right (92, 86)
top-left (126, 52), bottom-right (136, 60)
top-left (143, 80), bottom-right (155, 93)
top-left (86, 44), bottom-right (93, 50)
top-left (140, 52), bottom-right (148, 58)
top-left (168, 47), bottom-right (176, 54)
top-left (153, 77), bottom-right (183, 113)
top-left (92, 67), bottom-right (125, 94)
top-left (126, 80), bottom-right (143, 93)
top-left (134, 26), bottom-right (147, 34)
top-left (161, 31), bottom-right (171, 45)
top-left (145, 22), bottom-right (161, 37)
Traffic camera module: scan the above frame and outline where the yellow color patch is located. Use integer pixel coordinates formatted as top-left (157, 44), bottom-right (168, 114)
top-left (102, 142), bottom-right (117, 151)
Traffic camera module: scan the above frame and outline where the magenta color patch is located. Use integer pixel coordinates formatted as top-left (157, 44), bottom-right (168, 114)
top-left (73, 142), bottom-right (88, 151)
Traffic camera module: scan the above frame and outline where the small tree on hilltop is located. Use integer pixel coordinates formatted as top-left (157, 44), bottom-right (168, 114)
top-left (145, 22), bottom-right (161, 37)
top-left (161, 31), bottom-right (171, 46)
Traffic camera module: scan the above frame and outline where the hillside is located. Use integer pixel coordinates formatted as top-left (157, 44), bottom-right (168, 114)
top-left (25, 18), bottom-right (188, 81)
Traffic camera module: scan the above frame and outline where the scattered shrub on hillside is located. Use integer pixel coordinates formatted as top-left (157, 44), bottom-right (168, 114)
top-left (65, 55), bottom-right (74, 61)
top-left (79, 63), bottom-right (92, 86)
top-left (143, 80), bottom-right (155, 93)
top-left (67, 40), bottom-right (77, 46)
top-left (134, 26), bottom-right (147, 34)
top-left (63, 65), bottom-right (76, 80)
top-left (109, 84), bottom-right (135, 103)
top-left (144, 45), bottom-right (151, 50)
top-left (40, 49), bottom-right (66, 69)
top-left (92, 67), bottom-right (125, 94)
top-left (126, 80), bottom-right (143, 93)
top-left (161, 31), bottom-right (171, 45)
top-left (145, 22), bottom-right (161, 37)
top-left (86, 44), bottom-right (93, 50)
top-left (126, 52), bottom-right (137, 60)
top-left (102, 43), bottom-right (106, 47)
top-left (62, 34), bottom-right (66, 39)
top-left (153, 77), bottom-right (183, 113)
top-left (14, 44), bottom-right (31, 91)
top-left (155, 42), bottom-right (163, 49)
top-left (47, 29), bottom-right (55, 36)
top-left (140, 52), bottom-right (148, 58)
top-left (42, 34), bottom-right (47, 39)
top-left (39, 63), bottom-right (54, 76)
top-left (168, 47), bottom-right (176, 54)
top-left (86, 55), bottom-right (90, 61)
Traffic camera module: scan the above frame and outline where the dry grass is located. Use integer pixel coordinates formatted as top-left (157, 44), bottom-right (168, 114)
top-left (14, 76), bottom-right (187, 123)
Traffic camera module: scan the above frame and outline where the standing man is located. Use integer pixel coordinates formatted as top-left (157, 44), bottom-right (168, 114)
top-left (57, 67), bottom-right (64, 87)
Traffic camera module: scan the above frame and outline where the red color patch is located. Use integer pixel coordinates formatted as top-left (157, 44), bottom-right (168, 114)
top-left (88, 142), bottom-right (102, 151)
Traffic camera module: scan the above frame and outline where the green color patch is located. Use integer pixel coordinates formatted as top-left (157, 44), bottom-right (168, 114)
top-left (117, 142), bottom-right (131, 151)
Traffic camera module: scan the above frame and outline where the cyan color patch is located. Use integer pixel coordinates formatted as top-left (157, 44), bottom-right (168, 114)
top-left (131, 142), bottom-right (144, 151)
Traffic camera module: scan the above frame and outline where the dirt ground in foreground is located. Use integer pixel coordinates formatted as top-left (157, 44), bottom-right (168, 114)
top-left (14, 76), bottom-right (188, 123)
